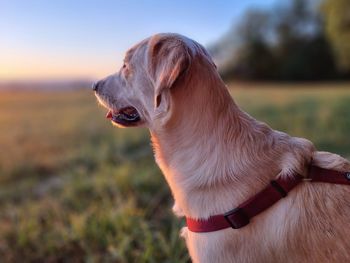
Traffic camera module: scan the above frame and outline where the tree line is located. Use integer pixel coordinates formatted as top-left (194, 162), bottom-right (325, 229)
top-left (210, 0), bottom-right (350, 81)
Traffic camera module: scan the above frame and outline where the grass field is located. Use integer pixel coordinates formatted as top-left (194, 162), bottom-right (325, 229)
top-left (0, 83), bottom-right (349, 262)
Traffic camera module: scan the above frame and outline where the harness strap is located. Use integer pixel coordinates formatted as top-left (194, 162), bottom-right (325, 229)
top-left (308, 165), bottom-right (350, 185)
top-left (186, 166), bottom-right (350, 233)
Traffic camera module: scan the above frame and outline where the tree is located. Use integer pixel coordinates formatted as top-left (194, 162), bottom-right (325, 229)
top-left (221, 10), bottom-right (277, 80)
top-left (322, 0), bottom-right (350, 74)
top-left (273, 0), bottom-right (335, 80)
top-left (211, 0), bottom-right (341, 81)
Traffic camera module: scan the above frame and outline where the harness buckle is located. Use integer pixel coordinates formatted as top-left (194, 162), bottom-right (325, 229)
top-left (224, 207), bottom-right (250, 229)
top-left (270, 180), bottom-right (287, 197)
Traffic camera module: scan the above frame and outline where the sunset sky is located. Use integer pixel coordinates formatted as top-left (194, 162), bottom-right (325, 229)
top-left (0, 0), bottom-right (277, 81)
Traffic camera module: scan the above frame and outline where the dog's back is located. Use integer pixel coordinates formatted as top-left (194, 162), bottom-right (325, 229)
top-left (183, 151), bottom-right (350, 263)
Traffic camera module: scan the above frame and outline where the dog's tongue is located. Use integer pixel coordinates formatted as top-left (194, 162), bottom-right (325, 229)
top-left (106, 110), bottom-right (113, 119)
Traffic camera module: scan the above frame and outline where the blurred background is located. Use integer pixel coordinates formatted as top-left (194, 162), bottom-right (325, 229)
top-left (0, 0), bottom-right (349, 262)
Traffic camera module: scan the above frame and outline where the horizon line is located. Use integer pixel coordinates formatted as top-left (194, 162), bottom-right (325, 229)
top-left (0, 77), bottom-right (96, 84)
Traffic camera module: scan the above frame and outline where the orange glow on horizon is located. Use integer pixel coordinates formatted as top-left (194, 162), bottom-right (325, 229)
top-left (0, 49), bottom-right (123, 81)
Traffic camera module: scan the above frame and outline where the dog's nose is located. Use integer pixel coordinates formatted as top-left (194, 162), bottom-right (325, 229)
top-left (92, 81), bottom-right (101, 91)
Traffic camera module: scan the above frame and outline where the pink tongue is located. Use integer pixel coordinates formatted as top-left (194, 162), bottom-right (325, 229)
top-left (106, 110), bottom-right (113, 119)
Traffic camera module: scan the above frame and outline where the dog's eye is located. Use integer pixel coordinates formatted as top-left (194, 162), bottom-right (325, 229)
top-left (121, 62), bottom-right (131, 78)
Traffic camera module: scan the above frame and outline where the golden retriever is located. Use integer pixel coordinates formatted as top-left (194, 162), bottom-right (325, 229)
top-left (94, 33), bottom-right (350, 263)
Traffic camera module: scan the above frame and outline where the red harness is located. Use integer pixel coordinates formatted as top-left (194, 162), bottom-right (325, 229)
top-left (186, 166), bottom-right (350, 232)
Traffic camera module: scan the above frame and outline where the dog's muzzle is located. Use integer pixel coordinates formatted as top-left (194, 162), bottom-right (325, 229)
top-left (92, 81), bottom-right (103, 92)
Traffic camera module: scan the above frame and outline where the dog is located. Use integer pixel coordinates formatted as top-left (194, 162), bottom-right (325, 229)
top-left (94, 33), bottom-right (350, 262)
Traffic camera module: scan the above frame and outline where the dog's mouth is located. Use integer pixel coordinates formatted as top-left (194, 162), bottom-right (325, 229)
top-left (106, 106), bottom-right (141, 126)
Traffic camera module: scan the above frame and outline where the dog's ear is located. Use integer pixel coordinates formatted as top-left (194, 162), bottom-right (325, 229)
top-left (148, 36), bottom-right (191, 109)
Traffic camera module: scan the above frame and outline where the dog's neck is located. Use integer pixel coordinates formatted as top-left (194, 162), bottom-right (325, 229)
top-left (149, 66), bottom-right (285, 218)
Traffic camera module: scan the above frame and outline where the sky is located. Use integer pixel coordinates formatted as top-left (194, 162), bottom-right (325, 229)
top-left (0, 0), bottom-right (277, 81)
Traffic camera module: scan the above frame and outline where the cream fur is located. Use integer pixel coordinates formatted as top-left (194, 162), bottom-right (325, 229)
top-left (95, 33), bottom-right (350, 263)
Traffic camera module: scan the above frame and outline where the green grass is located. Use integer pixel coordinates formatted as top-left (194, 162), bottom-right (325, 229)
top-left (231, 83), bottom-right (350, 156)
top-left (0, 83), bottom-right (349, 262)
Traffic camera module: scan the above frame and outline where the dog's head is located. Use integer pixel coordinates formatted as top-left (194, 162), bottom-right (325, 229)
top-left (94, 33), bottom-right (216, 129)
